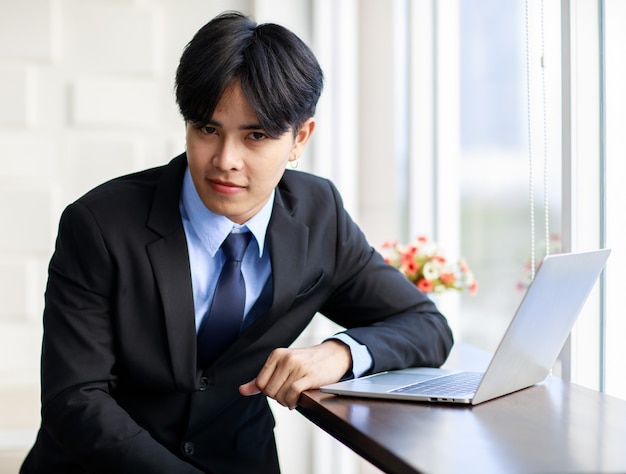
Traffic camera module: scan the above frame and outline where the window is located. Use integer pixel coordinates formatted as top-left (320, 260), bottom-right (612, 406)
top-left (457, 0), bottom-right (562, 352)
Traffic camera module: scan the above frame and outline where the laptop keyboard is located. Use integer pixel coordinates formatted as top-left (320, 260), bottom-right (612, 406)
top-left (389, 371), bottom-right (483, 396)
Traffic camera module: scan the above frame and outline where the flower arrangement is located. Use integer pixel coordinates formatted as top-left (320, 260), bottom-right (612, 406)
top-left (380, 235), bottom-right (478, 295)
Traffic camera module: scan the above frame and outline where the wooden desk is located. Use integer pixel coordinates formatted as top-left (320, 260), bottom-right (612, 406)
top-left (297, 355), bottom-right (626, 473)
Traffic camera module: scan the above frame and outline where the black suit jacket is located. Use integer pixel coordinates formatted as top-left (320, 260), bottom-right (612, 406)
top-left (21, 154), bottom-right (453, 473)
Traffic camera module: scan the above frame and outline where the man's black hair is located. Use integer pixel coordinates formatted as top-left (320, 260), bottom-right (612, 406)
top-left (175, 11), bottom-right (324, 138)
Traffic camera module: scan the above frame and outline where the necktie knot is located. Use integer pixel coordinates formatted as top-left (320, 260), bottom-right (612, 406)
top-left (222, 231), bottom-right (251, 262)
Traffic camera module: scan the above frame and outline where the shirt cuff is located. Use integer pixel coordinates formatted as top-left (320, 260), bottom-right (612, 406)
top-left (327, 333), bottom-right (373, 379)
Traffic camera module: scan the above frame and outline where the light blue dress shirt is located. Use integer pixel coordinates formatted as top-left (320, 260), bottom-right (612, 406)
top-left (179, 167), bottom-right (372, 377)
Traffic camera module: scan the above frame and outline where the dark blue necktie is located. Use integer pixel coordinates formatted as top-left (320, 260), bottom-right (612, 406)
top-left (197, 231), bottom-right (251, 367)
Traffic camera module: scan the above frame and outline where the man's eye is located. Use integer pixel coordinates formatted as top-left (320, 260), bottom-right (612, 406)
top-left (249, 132), bottom-right (267, 141)
top-left (201, 126), bottom-right (218, 135)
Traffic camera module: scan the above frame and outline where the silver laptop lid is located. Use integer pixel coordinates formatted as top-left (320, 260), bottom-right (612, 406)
top-left (472, 249), bottom-right (610, 404)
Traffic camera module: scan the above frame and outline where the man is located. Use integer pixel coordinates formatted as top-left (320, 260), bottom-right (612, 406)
top-left (21, 11), bottom-right (453, 474)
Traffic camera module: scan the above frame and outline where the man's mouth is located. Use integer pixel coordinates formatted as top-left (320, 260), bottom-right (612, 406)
top-left (209, 179), bottom-right (244, 195)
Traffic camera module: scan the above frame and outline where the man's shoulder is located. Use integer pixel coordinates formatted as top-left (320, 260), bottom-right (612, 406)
top-left (76, 154), bottom-right (185, 207)
top-left (275, 170), bottom-right (345, 221)
top-left (278, 169), bottom-right (334, 194)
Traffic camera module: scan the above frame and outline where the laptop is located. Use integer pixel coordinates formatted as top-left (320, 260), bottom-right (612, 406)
top-left (321, 249), bottom-right (611, 405)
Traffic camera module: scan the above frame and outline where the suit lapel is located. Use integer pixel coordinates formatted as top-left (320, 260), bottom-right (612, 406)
top-left (266, 192), bottom-right (310, 318)
top-left (146, 154), bottom-right (197, 389)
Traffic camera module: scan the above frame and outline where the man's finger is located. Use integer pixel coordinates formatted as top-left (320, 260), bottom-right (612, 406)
top-left (238, 379), bottom-right (261, 396)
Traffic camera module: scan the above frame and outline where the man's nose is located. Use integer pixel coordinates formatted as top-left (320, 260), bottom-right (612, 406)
top-left (213, 137), bottom-right (243, 170)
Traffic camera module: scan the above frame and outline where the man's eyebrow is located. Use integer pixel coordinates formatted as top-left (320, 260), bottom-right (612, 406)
top-left (206, 119), bottom-right (264, 130)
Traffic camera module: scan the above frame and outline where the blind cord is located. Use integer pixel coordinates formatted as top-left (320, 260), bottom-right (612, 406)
top-left (541, 0), bottom-right (550, 258)
top-left (525, 0), bottom-right (536, 280)
top-left (525, 0), bottom-right (550, 281)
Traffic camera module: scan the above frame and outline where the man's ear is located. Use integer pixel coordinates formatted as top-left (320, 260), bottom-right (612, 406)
top-left (290, 117), bottom-right (316, 160)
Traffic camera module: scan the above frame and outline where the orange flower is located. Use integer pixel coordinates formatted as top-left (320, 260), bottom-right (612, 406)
top-left (440, 272), bottom-right (455, 285)
top-left (417, 278), bottom-right (434, 293)
top-left (404, 244), bottom-right (419, 256)
top-left (401, 252), bottom-right (415, 265)
top-left (381, 240), bottom-right (398, 249)
top-left (403, 260), bottom-right (419, 276)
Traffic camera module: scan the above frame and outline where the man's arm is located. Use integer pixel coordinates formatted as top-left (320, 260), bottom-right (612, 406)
top-left (39, 202), bottom-right (202, 473)
top-left (318, 179), bottom-right (454, 373)
top-left (239, 179), bottom-right (452, 409)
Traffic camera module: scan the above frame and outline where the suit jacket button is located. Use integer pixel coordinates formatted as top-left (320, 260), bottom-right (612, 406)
top-left (183, 441), bottom-right (195, 456)
top-left (198, 377), bottom-right (209, 391)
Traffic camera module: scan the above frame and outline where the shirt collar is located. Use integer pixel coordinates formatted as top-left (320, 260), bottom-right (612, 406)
top-left (181, 167), bottom-right (273, 257)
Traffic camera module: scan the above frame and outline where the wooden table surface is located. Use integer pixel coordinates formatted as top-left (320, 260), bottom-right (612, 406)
top-left (298, 367), bottom-right (626, 473)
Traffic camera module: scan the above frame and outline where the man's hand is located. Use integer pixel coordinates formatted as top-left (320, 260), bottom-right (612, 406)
top-left (239, 340), bottom-right (352, 409)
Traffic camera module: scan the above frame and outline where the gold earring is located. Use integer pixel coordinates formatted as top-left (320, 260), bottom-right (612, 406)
top-left (289, 158), bottom-right (299, 169)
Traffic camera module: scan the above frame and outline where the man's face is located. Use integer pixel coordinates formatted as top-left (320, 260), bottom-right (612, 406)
top-left (185, 82), bottom-right (315, 224)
